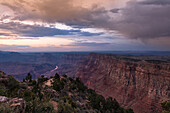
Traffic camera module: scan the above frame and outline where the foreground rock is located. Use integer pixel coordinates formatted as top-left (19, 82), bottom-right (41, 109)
top-left (0, 96), bottom-right (26, 113)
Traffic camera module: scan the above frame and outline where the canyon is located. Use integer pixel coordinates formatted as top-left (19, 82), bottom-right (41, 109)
top-left (0, 52), bottom-right (89, 80)
top-left (0, 51), bottom-right (170, 112)
top-left (76, 53), bottom-right (170, 113)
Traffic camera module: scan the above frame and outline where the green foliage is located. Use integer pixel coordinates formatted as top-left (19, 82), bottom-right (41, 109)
top-left (0, 104), bottom-right (13, 113)
top-left (54, 73), bottom-right (60, 80)
top-left (23, 90), bottom-right (36, 102)
top-left (88, 93), bottom-right (133, 113)
top-left (31, 80), bottom-right (37, 86)
top-left (62, 74), bottom-right (67, 78)
top-left (26, 73), bottom-right (32, 82)
top-left (0, 86), bottom-right (7, 96)
top-left (25, 98), bottom-right (39, 113)
top-left (0, 72), bottom-right (134, 113)
top-left (75, 77), bottom-right (87, 92)
top-left (61, 96), bottom-right (77, 109)
top-left (161, 101), bottom-right (170, 113)
top-left (88, 93), bottom-right (105, 110)
top-left (57, 101), bottom-right (75, 113)
top-left (7, 76), bottom-right (20, 91)
top-left (38, 75), bottom-right (48, 84)
top-left (23, 78), bottom-right (26, 82)
top-left (36, 102), bottom-right (54, 113)
top-left (52, 75), bottom-right (65, 92)
top-left (6, 76), bottom-right (20, 97)
top-left (126, 108), bottom-right (134, 113)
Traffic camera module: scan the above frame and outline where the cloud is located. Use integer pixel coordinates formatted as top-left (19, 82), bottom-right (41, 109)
top-left (0, 44), bottom-right (30, 51)
top-left (0, 21), bottom-right (102, 38)
top-left (113, 0), bottom-right (170, 39)
top-left (1, 0), bottom-right (170, 41)
top-left (62, 42), bottom-right (111, 47)
top-left (110, 8), bottom-right (120, 13)
top-left (0, 0), bottom-right (109, 27)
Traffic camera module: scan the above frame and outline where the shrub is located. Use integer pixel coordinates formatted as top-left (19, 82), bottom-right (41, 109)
top-left (57, 102), bottom-right (75, 113)
top-left (0, 104), bottom-right (13, 113)
top-left (26, 73), bottom-right (32, 82)
top-left (7, 76), bottom-right (20, 91)
top-left (54, 73), bottom-right (60, 80)
top-left (36, 102), bottom-right (54, 113)
top-left (23, 90), bottom-right (36, 102)
top-left (161, 101), bottom-right (170, 113)
top-left (52, 80), bottom-right (65, 92)
top-left (0, 86), bottom-right (7, 96)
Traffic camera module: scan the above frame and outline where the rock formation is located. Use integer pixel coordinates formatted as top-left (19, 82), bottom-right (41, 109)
top-left (76, 53), bottom-right (170, 113)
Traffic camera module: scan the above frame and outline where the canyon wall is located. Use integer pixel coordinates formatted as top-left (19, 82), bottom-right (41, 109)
top-left (76, 53), bottom-right (170, 113)
top-left (0, 52), bottom-right (88, 80)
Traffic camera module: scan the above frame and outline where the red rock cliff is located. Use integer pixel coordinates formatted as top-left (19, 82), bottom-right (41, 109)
top-left (76, 53), bottom-right (170, 113)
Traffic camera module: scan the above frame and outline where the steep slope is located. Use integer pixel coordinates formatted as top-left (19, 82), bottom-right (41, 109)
top-left (76, 53), bottom-right (170, 113)
top-left (0, 71), bottom-right (134, 113)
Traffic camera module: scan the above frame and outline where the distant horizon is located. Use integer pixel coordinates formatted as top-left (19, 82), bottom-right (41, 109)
top-left (1, 50), bottom-right (170, 53)
top-left (1, 50), bottom-right (170, 56)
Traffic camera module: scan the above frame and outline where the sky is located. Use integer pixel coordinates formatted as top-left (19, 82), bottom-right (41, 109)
top-left (0, 0), bottom-right (170, 52)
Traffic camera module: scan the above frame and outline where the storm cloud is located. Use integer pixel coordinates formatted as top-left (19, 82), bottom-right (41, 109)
top-left (114, 0), bottom-right (170, 39)
top-left (1, 0), bottom-right (170, 39)
top-left (0, 0), bottom-right (170, 51)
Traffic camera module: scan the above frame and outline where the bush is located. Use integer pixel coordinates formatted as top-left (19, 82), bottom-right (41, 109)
top-left (161, 101), bottom-right (170, 113)
top-left (58, 102), bottom-right (75, 113)
top-left (23, 90), bottom-right (36, 102)
top-left (36, 102), bottom-right (54, 113)
top-left (52, 80), bottom-right (65, 92)
top-left (88, 93), bottom-right (105, 110)
top-left (38, 76), bottom-right (49, 84)
top-left (26, 73), bottom-right (32, 82)
top-left (54, 73), bottom-right (60, 80)
top-left (0, 104), bottom-right (13, 113)
top-left (0, 86), bottom-right (7, 96)
top-left (62, 75), bottom-right (67, 78)
top-left (7, 76), bottom-right (20, 91)
top-left (61, 96), bottom-right (77, 109)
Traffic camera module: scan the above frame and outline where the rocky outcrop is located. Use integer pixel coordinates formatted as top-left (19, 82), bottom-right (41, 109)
top-left (0, 96), bottom-right (8, 102)
top-left (0, 96), bottom-right (26, 113)
top-left (9, 98), bottom-right (26, 113)
top-left (76, 53), bottom-right (170, 113)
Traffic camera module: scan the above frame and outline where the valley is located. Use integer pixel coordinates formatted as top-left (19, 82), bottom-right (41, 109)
top-left (0, 51), bottom-right (170, 113)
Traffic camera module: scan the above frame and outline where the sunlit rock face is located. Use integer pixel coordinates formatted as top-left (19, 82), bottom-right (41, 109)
top-left (76, 53), bottom-right (170, 113)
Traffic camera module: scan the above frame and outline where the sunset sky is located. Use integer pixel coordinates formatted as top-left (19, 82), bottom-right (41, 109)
top-left (0, 0), bottom-right (170, 52)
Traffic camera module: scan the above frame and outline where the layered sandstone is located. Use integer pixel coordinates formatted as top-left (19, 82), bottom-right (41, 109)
top-left (76, 53), bottom-right (170, 113)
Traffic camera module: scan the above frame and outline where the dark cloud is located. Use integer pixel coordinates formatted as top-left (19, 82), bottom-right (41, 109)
top-left (139, 0), bottom-right (170, 5)
top-left (62, 42), bottom-right (111, 47)
top-left (1, 0), bottom-right (170, 40)
top-left (113, 0), bottom-right (170, 39)
top-left (35, 0), bottom-right (170, 39)
top-left (79, 32), bottom-right (103, 36)
top-left (0, 33), bottom-right (11, 36)
top-left (0, 22), bottom-right (102, 37)
top-left (110, 8), bottom-right (120, 13)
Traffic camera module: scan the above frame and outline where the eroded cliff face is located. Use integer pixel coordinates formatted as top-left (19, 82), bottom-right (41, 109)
top-left (76, 53), bottom-right (170, 113)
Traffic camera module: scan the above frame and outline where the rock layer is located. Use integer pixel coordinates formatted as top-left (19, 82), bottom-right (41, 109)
top-left (76, 53), bottom-right (170, 113)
